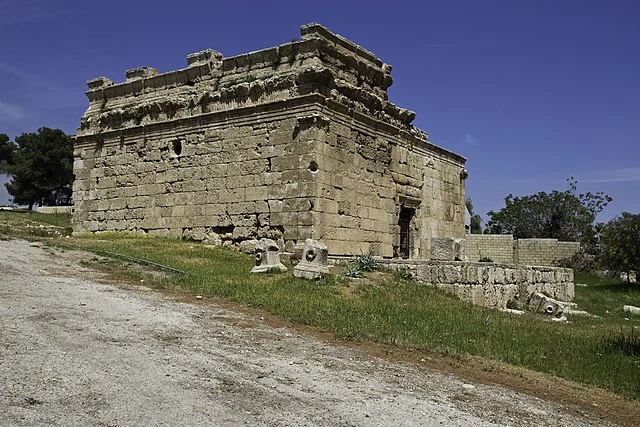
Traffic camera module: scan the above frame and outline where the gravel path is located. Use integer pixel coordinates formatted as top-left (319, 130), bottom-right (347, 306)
top-left (0, 239), bottom-right (613, 426)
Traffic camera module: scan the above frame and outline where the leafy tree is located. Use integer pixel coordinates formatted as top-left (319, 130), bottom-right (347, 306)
top-left (0, 134), bottom-right (12, 163)
top-left (485, 178), bottom-right (612, 249)
top-left (599, 212), bottom-right (640, 282)
top-left (465, 197), bottom-right (483, 234)
top-left (0, 128), bottom-right (74, 210)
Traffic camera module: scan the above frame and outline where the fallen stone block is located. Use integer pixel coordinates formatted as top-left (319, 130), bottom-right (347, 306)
top-left (528, 292), bottom-right (565, 317)
top-left (251, 238), bottom-right (287, 273)
top-left (623, 305), bottom-right (640, 316)
top-left (294, 239), bottom-right (329, 279)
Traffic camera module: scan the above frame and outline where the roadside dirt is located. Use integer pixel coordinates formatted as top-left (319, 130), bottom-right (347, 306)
top-left (0, 239), bottom-right (636, 426)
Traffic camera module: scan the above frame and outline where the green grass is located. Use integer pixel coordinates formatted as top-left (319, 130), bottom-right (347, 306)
top-left (3, 211), bottom-right (639, 400)
top-left (574, 271), bottom-right (640, 318)
top-left (0, 210), bottom-right (72, 239)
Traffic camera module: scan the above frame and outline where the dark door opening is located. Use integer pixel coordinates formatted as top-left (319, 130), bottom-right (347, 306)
top-left (398, 207), bottom-right (415, 259)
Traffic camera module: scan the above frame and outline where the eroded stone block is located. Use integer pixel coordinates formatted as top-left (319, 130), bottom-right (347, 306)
top-left (528, 292), bottom-right (565, 317)
top-left (431, 237), bottom-right (465, 261)
top-left (294, 239), bottom-right (329, 279)
top-left (251, 238), bottom-right (287, 273)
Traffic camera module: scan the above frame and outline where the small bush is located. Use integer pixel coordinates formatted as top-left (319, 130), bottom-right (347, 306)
top-left (343, 263), bottom-right (363, 278)
top-left (479, 256), bottom-right (493, 263)
top-left (353, 249), bottom-right (379, 272)
top-left (555, 251), bottom-right (597, 271)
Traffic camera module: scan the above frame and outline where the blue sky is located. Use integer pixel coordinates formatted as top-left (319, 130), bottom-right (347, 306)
top-left (1, 0), bottom-right (638, 223)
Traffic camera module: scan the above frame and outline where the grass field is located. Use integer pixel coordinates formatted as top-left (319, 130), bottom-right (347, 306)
top-left (2, 210), bottom-right (639, 400)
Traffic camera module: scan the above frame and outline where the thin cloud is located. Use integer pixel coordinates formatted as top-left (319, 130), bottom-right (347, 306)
top-left (0, 61), bottom-right (67, 95)
top-left (580, 168), bottom-right (640, 183)
top-left (0, 102), bottom-right (26, 120)
top-left (463, 132), bottom-right (477, 146)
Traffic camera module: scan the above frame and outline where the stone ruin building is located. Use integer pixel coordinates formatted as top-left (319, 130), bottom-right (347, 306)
top-left (73, 23), bottom-right (467, 259)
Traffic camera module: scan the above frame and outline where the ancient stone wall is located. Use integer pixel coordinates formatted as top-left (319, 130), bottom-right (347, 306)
top-left (464, 235), bottom-right (580, 266)
top-left (382, 259), bottom-right (574, 309)
top-left (73, 24), bottom-right (467, 257)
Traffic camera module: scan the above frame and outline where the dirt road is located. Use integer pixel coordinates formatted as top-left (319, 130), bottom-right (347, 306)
top-left (0, 239), bottom-right (614, 426)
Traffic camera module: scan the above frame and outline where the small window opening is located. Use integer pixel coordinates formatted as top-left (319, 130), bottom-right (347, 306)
top-left (172, 139), bottom-right (183, 156)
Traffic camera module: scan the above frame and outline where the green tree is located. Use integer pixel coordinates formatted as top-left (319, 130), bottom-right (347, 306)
top-left (465, 197), bottom-right (483, 234)
top-left (0, 128), bottom-right (74, 210)
top-left (0, 133), bottom-right (14, 166)
top-left (599, 212), bottom-right (640, 282)
top-left (485, 178), bottom-right (611, 249)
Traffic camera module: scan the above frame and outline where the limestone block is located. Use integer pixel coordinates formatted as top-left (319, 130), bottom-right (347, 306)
top-left (528, 293), bottom-right (565, 317)
top-left (251, 238), bottom-right (287, 273)
top-left (624, 305), bottom-right (640, 316)
top-left (239, 239), bottom-right (260, 254)
top-left (440, 264), bottom-right (461, 284)
top-left (125, 66), bottom-right (159, 81)
top-left (431, 237), bottom-right (465, 261)
top-left (294, 239), bottom-right (329, 279)
top-left (233, 226), bottom-right (257, 240)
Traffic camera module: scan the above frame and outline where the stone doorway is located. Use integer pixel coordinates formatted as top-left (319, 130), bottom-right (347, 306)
top-left (397, 207), bottom-right (415, 259)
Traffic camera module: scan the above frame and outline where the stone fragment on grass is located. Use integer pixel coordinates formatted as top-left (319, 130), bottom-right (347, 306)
top-left (251, 238), bottom-right (287, 273)
top-left (294, 239), bottom-right (329, 279)
top-left (528, 293), bottom-right (565, 317)
top-left (623, 305), bottom-right (640, 316)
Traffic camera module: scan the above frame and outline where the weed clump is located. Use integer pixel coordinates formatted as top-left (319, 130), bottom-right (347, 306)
top-left (343, 249), bottom-right (379, 278)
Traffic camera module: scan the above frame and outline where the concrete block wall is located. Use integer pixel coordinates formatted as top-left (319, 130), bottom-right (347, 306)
top-left (464, 235), bottom-right (580, 266)
top-left (515, 239), bottom-right (580, 266)
top-left (464, 234), bottom-right (514, 264)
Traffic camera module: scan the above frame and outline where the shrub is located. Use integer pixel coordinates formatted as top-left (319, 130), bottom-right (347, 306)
top-left (555, 251), bottom-right (597, 271)
top-left (353, 249), bottom-right (379, 272)
top-left (343, 262), bottom-right (363, 278)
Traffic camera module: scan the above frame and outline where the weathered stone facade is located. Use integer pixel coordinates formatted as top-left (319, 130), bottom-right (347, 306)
top-left (73, 23), bottom-right (467, 258)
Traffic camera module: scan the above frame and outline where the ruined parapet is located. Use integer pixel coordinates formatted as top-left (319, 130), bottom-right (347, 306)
top-left (187, 49), bottom-right (223, 67)
top-left (294, 239), bottom-right (329, 279)
top-left (77, 23), bottom-right (420, 138)
top-left (125, 67), bottom-right (159, 81)
top-left (251, 238), bottom-right (287, 273)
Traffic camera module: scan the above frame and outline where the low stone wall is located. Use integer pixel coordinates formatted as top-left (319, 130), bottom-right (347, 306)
top-left (464, 234), bottom-right (580, 266)
top-left (381, 259), bottom-right (574, 310)
top-left (36, 206), bottom-right (74, 214)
